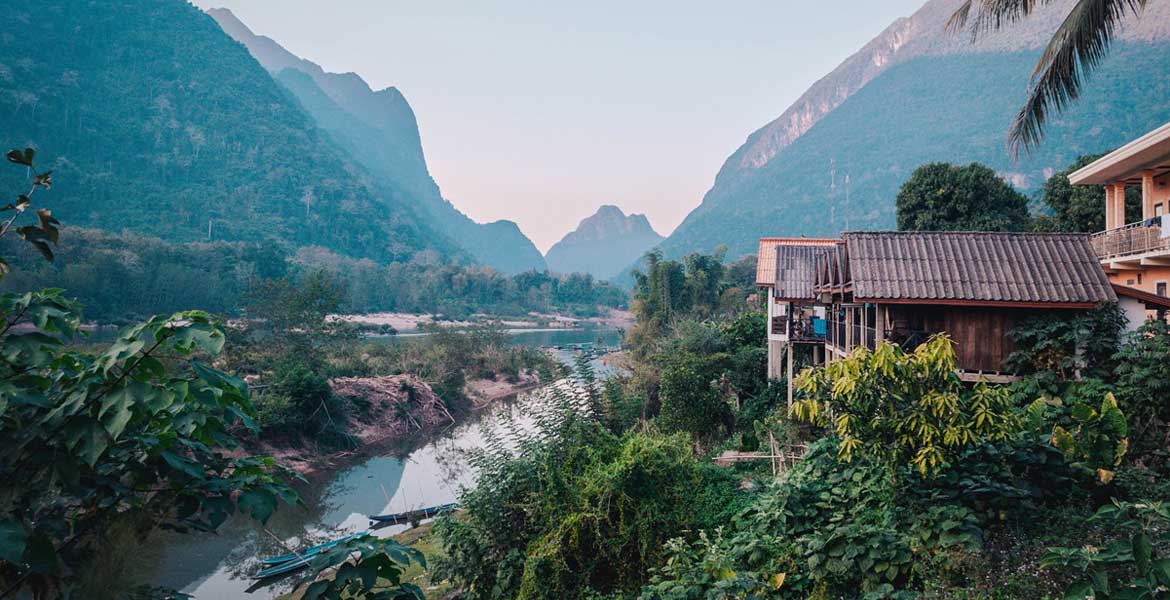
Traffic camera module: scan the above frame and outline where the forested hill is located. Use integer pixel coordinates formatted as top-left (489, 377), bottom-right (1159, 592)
top-left (0, 0), bottom-right (458, 264)
top-left (209, 8), bottom-right (548, 274)
top-left (656, 0), bottom-right (1170, 260)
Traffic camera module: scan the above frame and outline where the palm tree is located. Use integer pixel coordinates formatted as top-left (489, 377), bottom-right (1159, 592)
top-left (947, 0), bottom-right (1149, 155)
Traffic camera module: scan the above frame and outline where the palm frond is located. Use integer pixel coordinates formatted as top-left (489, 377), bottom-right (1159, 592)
top-left (948, 0), bottom-right (1046, 39)
top-left (946, 0), bottom-right (975, 33)
top-left (1009, 0), bottom-right (1146, 155)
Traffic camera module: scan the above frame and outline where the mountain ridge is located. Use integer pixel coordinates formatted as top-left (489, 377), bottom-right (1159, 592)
top-left (208, 7), bottom-right (547, 274)
top-left (657, 0), bottom-right (1170, 262)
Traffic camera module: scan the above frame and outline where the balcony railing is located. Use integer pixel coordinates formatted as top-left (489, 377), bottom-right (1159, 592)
top-left (790, 317), bottom-right (826, 342)
top-left (771, 315), bottom-right (826, 341)
top-left (1092, 218), bottom-right (1170, 260)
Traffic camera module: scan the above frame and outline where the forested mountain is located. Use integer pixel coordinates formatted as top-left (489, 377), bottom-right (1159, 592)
top-left (545, 205), bottom-right (663, 280)
top-left (208, 8), bottom-right (547, 274)
top-left (0, 0), bottom-right (459, 264)
top-left (657, 0), bottom-right (1170, 259)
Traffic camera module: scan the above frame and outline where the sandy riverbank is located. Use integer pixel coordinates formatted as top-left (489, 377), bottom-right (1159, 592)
top-left (330, 308), bottom-right (633, 333)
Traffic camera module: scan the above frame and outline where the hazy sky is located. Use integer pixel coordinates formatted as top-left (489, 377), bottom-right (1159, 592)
top-left (192, 0), bottom-right (925, 252)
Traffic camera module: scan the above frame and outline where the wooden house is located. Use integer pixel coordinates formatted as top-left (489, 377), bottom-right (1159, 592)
top-left (755, 238), bottom-right (838, 384)
top-left (813, 231), bottom-right (1117, 381)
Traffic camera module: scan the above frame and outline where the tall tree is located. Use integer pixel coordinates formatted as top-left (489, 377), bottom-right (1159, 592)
top-left (948, 0), bottom-right (1149, 154)
top-left (896, 162), bottom-right (1031, 232)
top-left (1039, 154), bottom-right (1142, 232)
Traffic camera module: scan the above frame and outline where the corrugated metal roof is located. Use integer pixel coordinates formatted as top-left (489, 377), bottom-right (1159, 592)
top-left (774, 245), bottom-right (835, 300)
top-left (842, 231), bottom-right (1116, 304)
top-left (756, 238), bottom-right (839, 286)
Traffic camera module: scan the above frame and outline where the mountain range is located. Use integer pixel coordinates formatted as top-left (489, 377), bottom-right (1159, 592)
top-left (545, 205), bottom-right (663, 280)
top-left (207, 8), bottom-right (546, 274)
top-left (656, 0), bottom-right (1170, 260)
top-left (0, 0), bottom-right (464, 265)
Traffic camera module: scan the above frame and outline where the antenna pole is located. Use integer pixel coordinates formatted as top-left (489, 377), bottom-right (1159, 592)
top-left (844, 174), bottom-right (850, 232)
top-left (830, 159), bottom-right (837, 234)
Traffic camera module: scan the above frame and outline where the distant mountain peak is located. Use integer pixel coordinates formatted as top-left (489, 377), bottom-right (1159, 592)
top-left (545, 205), bottom-right (663, 280)
top-left (559, 205), bottom-right (661, 245)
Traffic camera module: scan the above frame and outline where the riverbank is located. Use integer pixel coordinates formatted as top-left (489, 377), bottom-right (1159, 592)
top-left (330, 308), bottom-right (633, 333)
top-left (244, 372), bottom-right (543, 478)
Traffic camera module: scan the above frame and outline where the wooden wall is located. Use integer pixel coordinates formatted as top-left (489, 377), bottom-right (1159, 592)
top-left (885, 305), bottom-right (1076, 374)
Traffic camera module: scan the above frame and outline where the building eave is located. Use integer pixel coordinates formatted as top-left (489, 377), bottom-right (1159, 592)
top-left (854, 297), bottom-right (1100, 309)
top-left (1069, 121), bottom-right (1170, 185)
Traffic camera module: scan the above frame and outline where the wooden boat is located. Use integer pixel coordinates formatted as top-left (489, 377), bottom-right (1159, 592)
top-left (254, 530), bottom-right (369, 579)
top-left (368, 502), bottom-right (458, 525)
top-left (255, 556), bottom-right (313, 579)
top-left (260, 530), bottom-right (368, 566)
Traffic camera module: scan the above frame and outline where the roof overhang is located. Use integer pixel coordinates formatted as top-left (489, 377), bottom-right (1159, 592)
top-left (855, 298), bottom-right (1099, 309)
top-left (1112, 284), bottom-right (1170, 310)
top-left (1069, 121), bottom-right (1170, 185)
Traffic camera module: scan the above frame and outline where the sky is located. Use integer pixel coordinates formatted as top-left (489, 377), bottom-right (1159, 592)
top-left (192, 0), bottom-right (926, 252)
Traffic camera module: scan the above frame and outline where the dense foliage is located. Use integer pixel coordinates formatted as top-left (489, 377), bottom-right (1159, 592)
top-left (432, 370), bottom-right (748, 600)
top-left (0, 227), bottom-right (626, 323)
top-left (792, 336), bottom-right (1020, 475)
top-left (896, 162), bottom-right (1031, 232)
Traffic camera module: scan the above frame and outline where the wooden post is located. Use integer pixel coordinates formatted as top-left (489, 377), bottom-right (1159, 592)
top-left (786, 342), bottom-right (794, 410)
top-left (769, 430), bottom-right (778, 477)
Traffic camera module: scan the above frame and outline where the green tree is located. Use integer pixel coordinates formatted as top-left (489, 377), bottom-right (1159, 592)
top-left (791, 336), bottom-right (1021, 475)
top-left (1039, 154), bottom-right (1142, 232)
top-left (948, 0), bottom-right (1151, 154)
top-left (1114, 320), bottom-right (1170, 454)
top-left (657, 352), bottom-right (734, 444)
top-left (896, 162), bottom-right (1031, 232)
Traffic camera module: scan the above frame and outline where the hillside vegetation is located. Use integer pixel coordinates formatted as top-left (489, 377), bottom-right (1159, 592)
top-left (0, 0), bottom-right (455, 264)
top-left (659, 43), bottom-right (1170, 259)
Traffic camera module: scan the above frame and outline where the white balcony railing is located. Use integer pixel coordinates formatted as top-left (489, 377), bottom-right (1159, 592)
top-left (1092, 219), bottom-right (1170, 260)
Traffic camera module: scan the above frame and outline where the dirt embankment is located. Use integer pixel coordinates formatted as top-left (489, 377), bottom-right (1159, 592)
top-left (252, 373), bottom-right (541, 476)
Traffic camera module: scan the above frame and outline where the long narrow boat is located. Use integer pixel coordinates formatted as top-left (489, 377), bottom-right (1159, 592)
top-left (368, 502), bottom-right (458, 525)
top-left (261, 530), bottom-right (368, 566)
top-left (255, 556), bottom-right (312, 579)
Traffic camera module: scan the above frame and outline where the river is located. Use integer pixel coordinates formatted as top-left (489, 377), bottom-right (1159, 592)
top-left (145, 328), bottom-right (622, 599)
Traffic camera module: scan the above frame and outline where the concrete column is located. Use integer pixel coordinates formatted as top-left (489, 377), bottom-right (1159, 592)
top-left (1105, 185), bottom-right (1116, 230)
top-left (1143, 171), bottom-right (1156, 219)
top-left (1114, 183), bottom-right (1128, 227)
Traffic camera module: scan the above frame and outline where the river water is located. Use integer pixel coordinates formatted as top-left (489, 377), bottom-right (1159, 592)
top-left (146, 328), bottom-right (622, 599)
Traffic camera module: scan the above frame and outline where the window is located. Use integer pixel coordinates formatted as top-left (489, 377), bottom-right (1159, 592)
top-left (1138, 273), bottom-right (1144, 285)
top-left (1158, 282), bottom-right (1168, 297)
top-left (1157, 204), bottom-right (1165, 217)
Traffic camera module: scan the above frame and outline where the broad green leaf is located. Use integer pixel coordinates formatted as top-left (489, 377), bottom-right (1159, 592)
top-left (238, 489), bottom-right (276, 524)
top-left (1134, 532), bottom-right (1152, 576)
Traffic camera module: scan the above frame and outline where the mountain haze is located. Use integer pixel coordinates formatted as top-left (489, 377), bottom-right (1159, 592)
top-left (208, 8), bottom-right (547, 274)
top-left (545, 205), bottom-right (663, 280)
top-left (0, 0), bottom-right (457, 264)
top-left (659, 0), bottom-right (1170, 259)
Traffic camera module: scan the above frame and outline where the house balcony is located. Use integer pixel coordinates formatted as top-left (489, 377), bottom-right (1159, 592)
top-left (1092, 218), bottom-right (1170, 269)
top-left (771, 315), bottom-right (826, 343)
